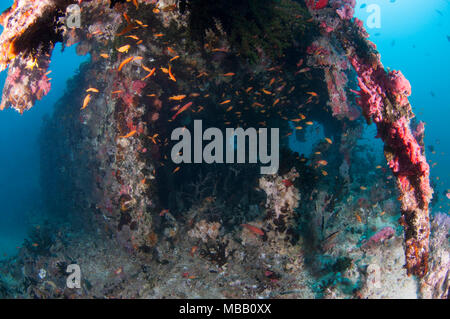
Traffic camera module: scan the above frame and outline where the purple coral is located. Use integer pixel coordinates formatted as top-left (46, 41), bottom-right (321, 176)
top-left (362, 227), bottom-right (396, 248)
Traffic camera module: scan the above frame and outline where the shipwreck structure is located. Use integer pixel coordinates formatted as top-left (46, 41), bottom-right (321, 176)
top-left (0, 0), bottom-right (439, 297)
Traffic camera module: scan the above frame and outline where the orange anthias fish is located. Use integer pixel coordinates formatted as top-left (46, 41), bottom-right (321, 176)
top-left (168, 65), bottom-right (176, 82)
top-left (172, 102), bottom-right (193, 120)
top-left (241, 224), bottom-right (264, 236)
top-left (119, 130), bottom-right (137, 138)
top-left (169, 95), bottom-right (186, 101)
top-left (317, 160), bottom-right (328, 166)
top-left (117, 23), bottom-right (136, 36)
top-left (81, 94), bottom-right (91, 110)
top-left (222, 72), bottom-right (235, 77)
top-left (86, 88), bottom-right (99, 93)
top-left (118, 56), bottom-right (134, 71)
top-left (141, 67), bottom-right (156, 80)
top-left (117, 44), bottom-right (131, 53)
top-left (220, 100), bottom-right (231, 105)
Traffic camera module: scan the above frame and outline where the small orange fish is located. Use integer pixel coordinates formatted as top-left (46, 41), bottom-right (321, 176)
top-left (117, 23), bottom-right (136, 36)
top-left (190, 246), bottom-right (198, 257)
top-left (241, 224), bottom-right (264, 236)
top-left (317, 160), bottom-right (328, 166)
top-left (112, 90), bottom-right (122, 94)
top-left (360, 186), bottom-right (367, 190)
top-left (169, 95), bottom-right (187, 101)
top-left (142, 65), bottom-right (153, 72)
top-left (212, 48), bottom-right (229, 52)
top-left (100, 53), bottom-right (109, 59)
top-left (355, 214), bottom-right (362, 223)
top-left (86, 88), bottom-right (99, 93)
top-left (119, 130), bottom-right (137, 138)
top-left (173, 166), bottom-right (180, 173)
top-left (321, 170), bottom-right (328, 176)
top-left (81, 94), bottom-right (91, 110)
top-left (307, 91), bottom-right (318, 97)
top-left (262, 89), bottom-right (272, 95)
top-left (118, 56), bottom-right (134, 71)
top-left (32, 243), bottom-right (39, 247)
top-left (117, 44), bottom-right (131, 53)
top-left (196, 72), bottom-right (208, 78)
top-left (220, 100), bottom-right (231, 105)
top-left (141, 67), bottom-right (156, 80)
top-left (325, 138), bottom-right (333, 144)
top-left (126, 35), bottom-right (139, 40)
top-left (160, 67), bottom-right (169, 73)
top-left (172, 102), bottom-right (193, 120)
top-left (168, 65), bottom-right (176, 82)
top-left (295, 126), bottom-right (303, 130)
top-left (154, 33), bottom-right (164, 37)
top-left (223, 72), bottom-right (235, 77)
top-left (170, 55), bottom-right (180, 62)
top-left (305, 121), bottom-right (314, 125)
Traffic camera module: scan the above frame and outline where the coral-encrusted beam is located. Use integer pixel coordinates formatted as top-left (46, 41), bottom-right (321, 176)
top-left (307, 0), bottom-right (432, 277)
top-left (342, 23), bottom-right (432, 278)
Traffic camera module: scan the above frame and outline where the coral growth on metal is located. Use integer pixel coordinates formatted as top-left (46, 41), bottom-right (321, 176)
top-left (306, 0), bottom-right (432, 277)
top-left (0, 0), bottom-right (433, 279)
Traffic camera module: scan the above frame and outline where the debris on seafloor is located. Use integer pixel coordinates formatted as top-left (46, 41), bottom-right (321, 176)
top-left (0, 0), bottom-right (447, 300)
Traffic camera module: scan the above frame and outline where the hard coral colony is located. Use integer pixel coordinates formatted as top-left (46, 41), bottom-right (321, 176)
top-left (0, 0), bottom-right (445, 300)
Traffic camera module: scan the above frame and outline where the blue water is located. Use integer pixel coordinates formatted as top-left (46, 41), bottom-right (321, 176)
top-left (0, 0), bottom-right (448, 259)
top-left (0, 1), bottom-right (88, 258)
